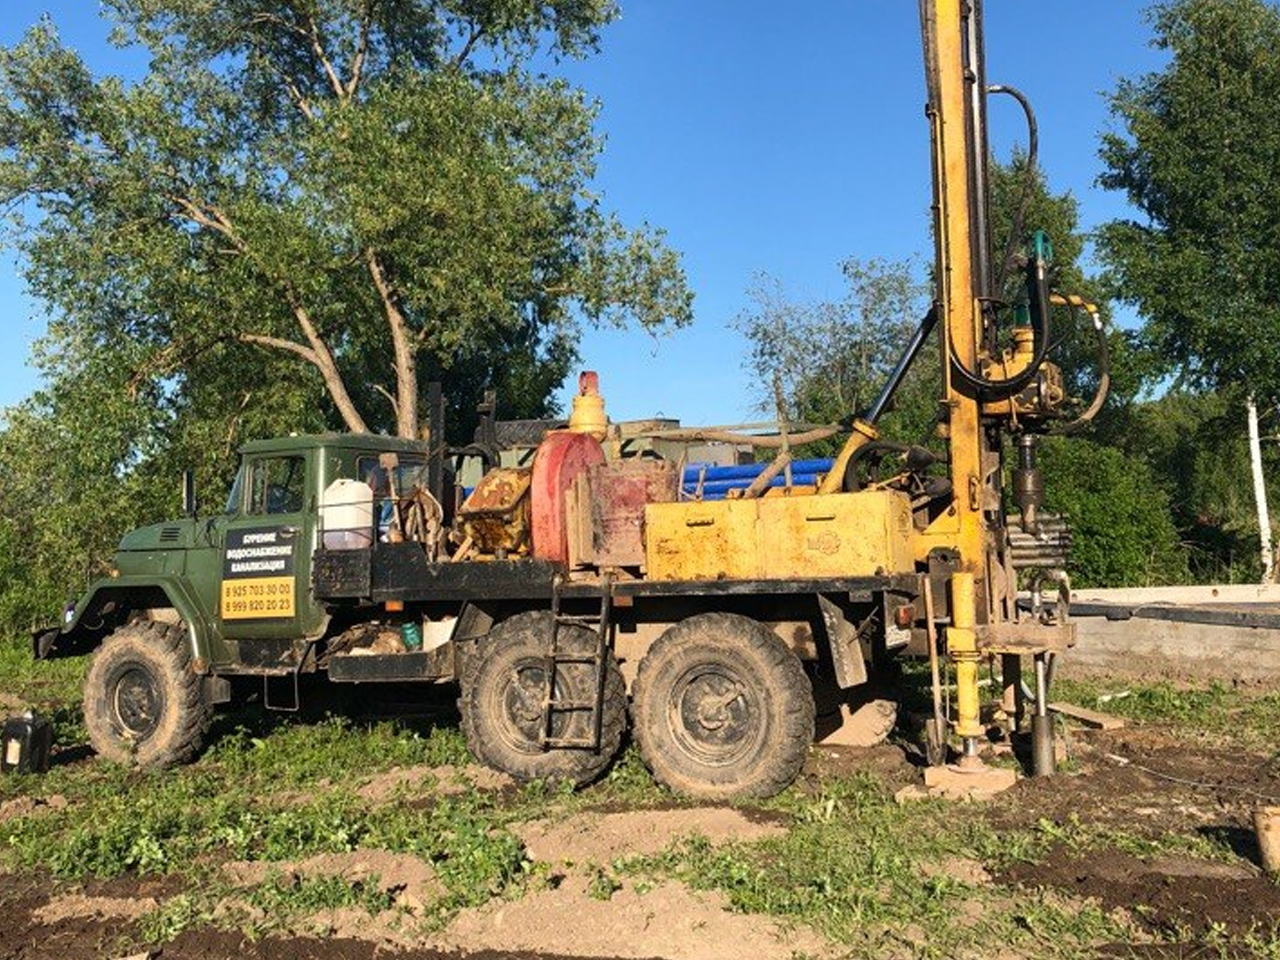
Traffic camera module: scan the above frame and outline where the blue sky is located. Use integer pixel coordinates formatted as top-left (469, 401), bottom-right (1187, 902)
top-left (0, 2), bottom-right (1167, 426)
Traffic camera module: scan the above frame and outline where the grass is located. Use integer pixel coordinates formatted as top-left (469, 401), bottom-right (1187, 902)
top-left (1053, 676), bottom-right (1280, 752)
top-left (0, 639), bottom-right (86, 706)
top-left (613, 774), bottom-right (1129, 959)
top-left (3, 642), bottom-right (1277, 958)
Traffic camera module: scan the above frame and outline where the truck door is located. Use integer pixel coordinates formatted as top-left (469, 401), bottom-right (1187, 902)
top-left (219, 452), bottom-right (326, 640)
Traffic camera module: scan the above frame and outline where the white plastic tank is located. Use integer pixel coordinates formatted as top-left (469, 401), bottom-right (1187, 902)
top-left (321, 479), bottom-right (374, 549)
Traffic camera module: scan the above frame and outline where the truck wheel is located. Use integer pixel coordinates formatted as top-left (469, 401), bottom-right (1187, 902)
top-left (83, 621), bottom-right (211, 768)
top-left (459, 611), bottom-right (625, 787)
top-left (632, 613), bottom-right (814, 800)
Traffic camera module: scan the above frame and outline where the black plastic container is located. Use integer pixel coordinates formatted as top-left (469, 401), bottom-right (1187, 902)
top-left (1, 712), bottom-right (53, 775)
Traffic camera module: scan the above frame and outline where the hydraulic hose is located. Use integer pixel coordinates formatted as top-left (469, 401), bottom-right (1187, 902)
top-left (1056, 298), bottom-right (1111, 433)
top-left (948, 243), bottom-right (1052, 397)
top-left (947, 83), bottom-right (1049, 399)
top-left (988, 84), bottom-right (1039, 294)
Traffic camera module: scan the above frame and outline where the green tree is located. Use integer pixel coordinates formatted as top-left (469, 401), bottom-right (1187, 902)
top-left (0, 1), bottom-right (693, 632)
top-left (0, 2), bottom-right (692, 442)
top-left (733, 258), bottom-right (931, 440)
top-left (1098, 0), bottom-right (1280, 401)
top-left (1105, 388), bottom-right (1280, 582)
top-left (732, 156), bottom-right (1131, 451)
top-left (991, 153), bottom-right (1141, 420)
top-left (1039, 436), bottom-right (1189, 587)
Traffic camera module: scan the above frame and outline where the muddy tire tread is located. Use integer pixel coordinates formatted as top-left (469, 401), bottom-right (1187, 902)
top-left (83, 620), bottom-right (211, 768)
top-left (458, 610), bottom-right (626, 787)
top-left (631, 612), bottom-right (814, 800)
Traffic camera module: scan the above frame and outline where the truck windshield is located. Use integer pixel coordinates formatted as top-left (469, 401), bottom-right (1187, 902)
top-left (224, 466), bottom-right (245, 514)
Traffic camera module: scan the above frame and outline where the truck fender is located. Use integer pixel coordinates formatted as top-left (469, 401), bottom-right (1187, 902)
top-left (33, 576), bottom-right (214, 668)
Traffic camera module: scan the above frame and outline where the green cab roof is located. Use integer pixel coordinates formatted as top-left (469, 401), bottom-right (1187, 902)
top-left (238, 433), bottom-right (430, 456)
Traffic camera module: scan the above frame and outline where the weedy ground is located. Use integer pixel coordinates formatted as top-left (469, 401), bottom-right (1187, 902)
top-left (2, 640), bottom-right (1280, 960)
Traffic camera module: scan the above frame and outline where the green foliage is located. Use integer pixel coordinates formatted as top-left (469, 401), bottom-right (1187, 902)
top-left (1101, 389), bottom-right (1280, 582)
top-left (0, 0), bottom-right (692, 632)
top-left (991, 153), bottom-right (1142, 418)
top-left (1038, 435), bottom-right (1189, 587)
top-left (733, 257), bottom-right (935, 451)
top-left (1098, 0), bottom-right (1280, 402)
top-left (619, 774), bottom-right (1127, 957)
top-left (1054, 676), bottom-right (1280, 752)
top-left (204, 715), bottom-right (472, 787)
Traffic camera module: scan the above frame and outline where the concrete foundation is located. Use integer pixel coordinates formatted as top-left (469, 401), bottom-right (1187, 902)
top-left (1067, 592), bottom-right (1280, 685)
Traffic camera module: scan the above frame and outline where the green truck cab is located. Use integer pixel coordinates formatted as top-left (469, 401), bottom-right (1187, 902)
top-left (35, 433), bottom-right (436, 767)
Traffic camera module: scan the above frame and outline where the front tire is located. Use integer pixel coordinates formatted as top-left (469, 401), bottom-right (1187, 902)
top-left (459, 611), bottom-right (626, 787)
top-left (632, 613), bottom-right (814, 799)
top-left (83, 621), bottom-right (211, 768)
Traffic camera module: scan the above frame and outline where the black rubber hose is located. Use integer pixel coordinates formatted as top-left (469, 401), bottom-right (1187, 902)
top-left (948, 249), bottom-right (1051, 397)
top-left (946, 82), bottom-right (1049, 399)
top-left (988, 84), bottom-right (1039, 294)
top-left (843, 441), bottom-right (912, 493)
top-left (1058, 307), bottom-right (1111, 433)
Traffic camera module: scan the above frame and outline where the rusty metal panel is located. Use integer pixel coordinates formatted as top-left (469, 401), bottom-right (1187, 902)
top-left (530, 431), bottom-right (605, 564)
top-left (758, 491), bottom-right (915, 580)
top-left (644, 499), bottom-right (759, 581)
top-left (458, 467), bottom-right (531, 555)
top-left (588, 459), bottom-right (679, 568)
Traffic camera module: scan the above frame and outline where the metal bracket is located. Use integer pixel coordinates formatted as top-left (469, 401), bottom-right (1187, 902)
top-left (818, 595), bottom-right (868, 689)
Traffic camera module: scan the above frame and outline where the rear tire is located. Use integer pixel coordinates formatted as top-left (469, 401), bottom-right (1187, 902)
top-left (632, 613), bottom-right (814, 799)
top-left (83, 620), bottom-right (211, 768)
top-left (459, 611), bottom-right (626, 787)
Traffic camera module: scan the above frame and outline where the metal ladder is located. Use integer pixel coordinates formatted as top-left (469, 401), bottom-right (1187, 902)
top-left (541, 574), bottom-right (612, 750)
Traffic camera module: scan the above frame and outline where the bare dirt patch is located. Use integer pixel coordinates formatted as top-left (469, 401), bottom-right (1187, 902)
top-left (0, 794), bottom-right (65, 825)
top-left (800, 741), bottom-right (920, 792)
top-left (34, 893), bottom-right (160, 923)
top-left (3, 875), bottom-right (640, 960)
top-left (355, 763), bottom-right (516, 803)
top-left (223, 849), bottom-right (444, 911)
top-left (921, 856), bottom-right (992, 886)
top-left (440, 875), bottom-right (830, 960)
top-left (990, 726), bottom-right (1280, 846)
top-left (1002, 847), bottom-right (1280, 937)
top-left (516, 806), bottom-right (788, 865)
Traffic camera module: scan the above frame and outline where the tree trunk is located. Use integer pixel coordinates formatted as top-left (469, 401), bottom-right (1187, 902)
top-left (366, 249), bottom-right (419, 438)
top-left (1247, 394), bottom-right (1273, 582)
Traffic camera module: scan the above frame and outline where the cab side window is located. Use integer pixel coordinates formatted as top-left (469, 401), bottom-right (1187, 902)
top-left (248, 456), bottom-right (306, 515)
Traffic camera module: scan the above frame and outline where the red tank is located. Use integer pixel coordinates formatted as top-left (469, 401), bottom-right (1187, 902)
top-left (531, 430), bottom-right (605, 564)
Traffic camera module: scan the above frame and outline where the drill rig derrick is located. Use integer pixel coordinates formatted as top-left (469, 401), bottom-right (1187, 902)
top-left (831, 0), bottom-right (1109, 776)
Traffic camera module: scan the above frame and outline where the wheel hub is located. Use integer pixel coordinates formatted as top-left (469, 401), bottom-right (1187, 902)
top-left (113, 666), bottom-right (161, 739)
top-left (672, 667), bottom-right (759, 766)
top-left (504, 664), bottom-right (546, 730)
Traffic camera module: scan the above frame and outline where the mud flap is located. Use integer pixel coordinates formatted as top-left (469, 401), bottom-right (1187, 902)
top-left (32, 627), bottom-right (60, 660)
top-left (817, 595), bottom-right (868, 689)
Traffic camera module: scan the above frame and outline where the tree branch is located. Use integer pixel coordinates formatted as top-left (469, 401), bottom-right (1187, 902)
top-left (346, 0), bottom-right (375, 98)
top-left (365, 247), bottom-right (419, 437)
top-left (452, 23), bottom-right (485, 69)
top-left (167, 193), bottom-right (245, 250)
top-left (307, 14), bottom-right (346, 99)
top-left (166, 186), bottom-right (369, 433)
top-left (373, 383), bottom-right (400, 417)
top-left (238, 332), bottom-right (318, 364)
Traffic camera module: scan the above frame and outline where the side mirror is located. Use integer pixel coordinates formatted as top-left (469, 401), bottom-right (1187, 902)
top-left (182, 469), bottom-right (197, 517)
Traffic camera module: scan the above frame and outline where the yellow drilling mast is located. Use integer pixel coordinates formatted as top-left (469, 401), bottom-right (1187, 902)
top-left (917, 0), bottom-right (1080, 774)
